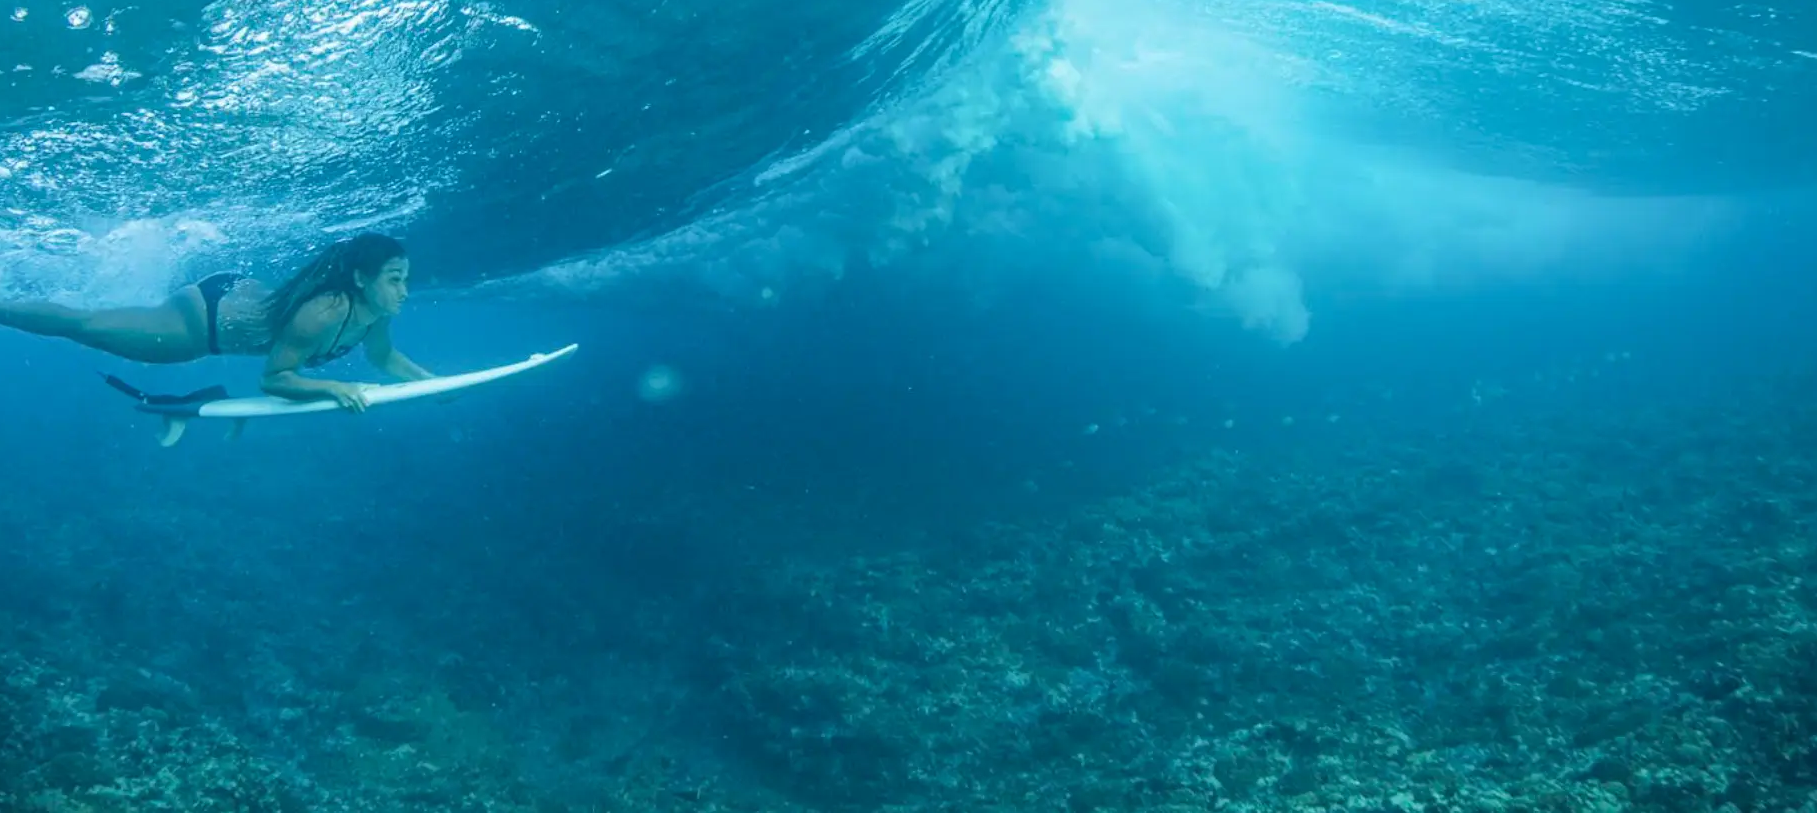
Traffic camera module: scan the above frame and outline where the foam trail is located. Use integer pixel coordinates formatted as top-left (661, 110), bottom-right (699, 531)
top-left (0, 216), bottom-right (234, 307)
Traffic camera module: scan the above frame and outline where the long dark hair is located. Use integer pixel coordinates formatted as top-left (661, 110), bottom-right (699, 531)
top-left (262, 233), bottom-right (406, 336)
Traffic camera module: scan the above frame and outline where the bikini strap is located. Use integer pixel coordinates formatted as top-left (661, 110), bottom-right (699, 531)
top-left (329, 299), bottom-right (355, 348)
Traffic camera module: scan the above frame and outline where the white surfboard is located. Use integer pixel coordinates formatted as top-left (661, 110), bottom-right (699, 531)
top-left (118, 343), bottom-right (579, 447)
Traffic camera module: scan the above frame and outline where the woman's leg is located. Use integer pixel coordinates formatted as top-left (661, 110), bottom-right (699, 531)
top-left (0, 289), bottom-right (208, 364)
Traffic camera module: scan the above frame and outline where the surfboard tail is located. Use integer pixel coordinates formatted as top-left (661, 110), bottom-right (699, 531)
top-left (101, 372), bottom-right (232, 447)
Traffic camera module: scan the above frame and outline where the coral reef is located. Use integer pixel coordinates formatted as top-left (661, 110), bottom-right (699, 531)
top-left (693, 391), bottom-right (1817, 811)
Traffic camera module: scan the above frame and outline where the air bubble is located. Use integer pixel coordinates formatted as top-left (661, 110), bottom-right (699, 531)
top-left (637, 365), bottom-right (684, 403)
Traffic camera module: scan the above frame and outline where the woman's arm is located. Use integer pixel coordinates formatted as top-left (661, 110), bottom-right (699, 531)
top-left (363, 318), bottom-right (435, 381)
top-left (261, 299), bottom-right (367, 410)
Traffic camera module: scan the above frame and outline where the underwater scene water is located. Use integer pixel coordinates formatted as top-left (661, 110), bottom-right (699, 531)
top-left (4, 0), bottom-right (1817, 810)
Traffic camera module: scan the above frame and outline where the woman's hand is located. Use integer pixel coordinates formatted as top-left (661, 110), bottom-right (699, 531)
top-left (326, 381), bottom-right (370, 412)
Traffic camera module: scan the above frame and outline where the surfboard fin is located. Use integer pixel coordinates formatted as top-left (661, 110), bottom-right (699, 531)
top-left (156, 416), bottom-right (190, 448)
top-left (226, 419), bottom-right (248, 442)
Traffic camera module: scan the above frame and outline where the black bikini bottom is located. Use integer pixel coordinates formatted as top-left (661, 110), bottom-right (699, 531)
top-left (196, 272), bottom-right (249, 355)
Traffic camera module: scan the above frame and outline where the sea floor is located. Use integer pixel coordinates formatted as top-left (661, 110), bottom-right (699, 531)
top-left (3, 374), bottom-right (1815, 813)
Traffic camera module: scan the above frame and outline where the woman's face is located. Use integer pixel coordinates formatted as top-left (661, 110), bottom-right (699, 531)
top-left (361, 256), bottom-right (411, 316)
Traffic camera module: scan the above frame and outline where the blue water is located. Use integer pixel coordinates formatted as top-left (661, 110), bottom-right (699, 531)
top-left (4, 0), bottom-right (1817, 810)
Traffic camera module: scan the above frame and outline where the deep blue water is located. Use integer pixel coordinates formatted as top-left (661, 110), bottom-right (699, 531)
top-left (4, 0), bottom-right (1817, 810)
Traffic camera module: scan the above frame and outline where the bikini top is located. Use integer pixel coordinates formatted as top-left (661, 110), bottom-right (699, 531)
top-left (305, 304), bottom-right (372, 368)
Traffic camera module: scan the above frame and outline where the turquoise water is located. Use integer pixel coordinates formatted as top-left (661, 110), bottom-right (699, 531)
top-left (2, 0), bottom-right (1815, 810)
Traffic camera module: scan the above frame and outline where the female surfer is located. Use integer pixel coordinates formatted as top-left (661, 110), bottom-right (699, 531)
top-left (0, 232), bottom-right (432, 412)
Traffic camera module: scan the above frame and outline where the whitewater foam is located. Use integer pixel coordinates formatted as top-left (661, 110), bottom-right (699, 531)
top-left (498, 0), bottom-right (1760, 346)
